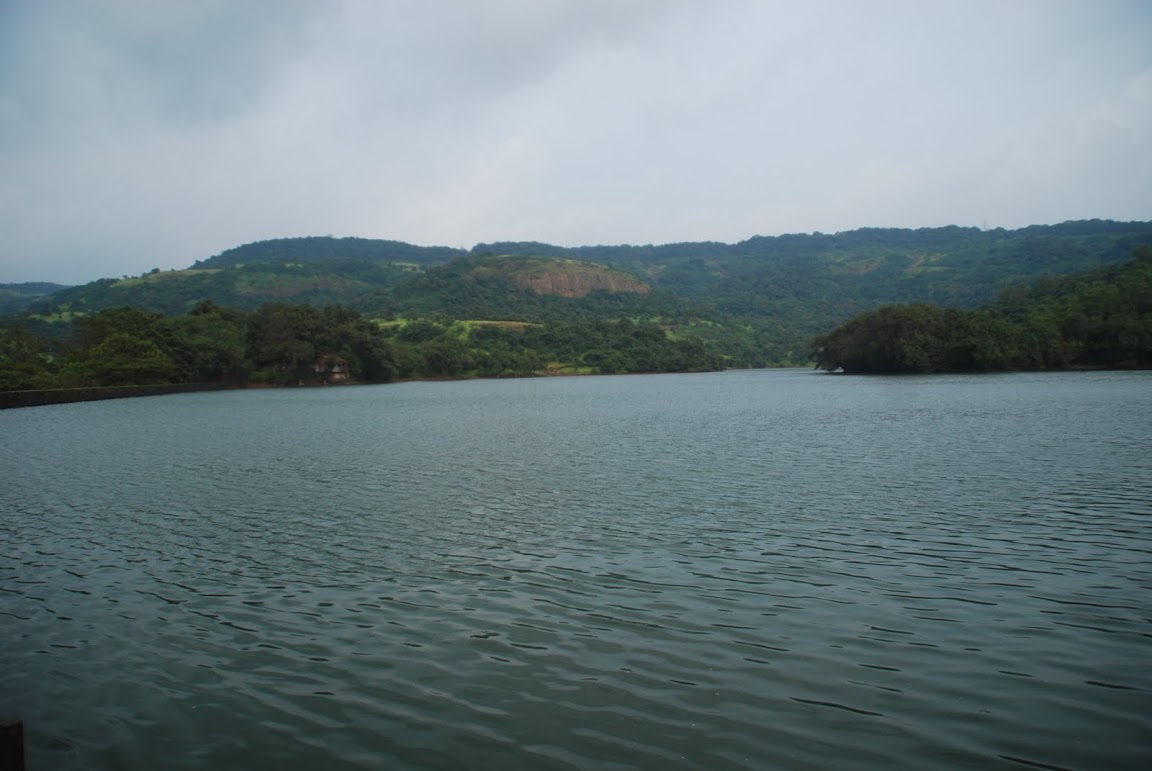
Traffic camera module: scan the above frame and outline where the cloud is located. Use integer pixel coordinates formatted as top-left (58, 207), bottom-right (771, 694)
top-left (0, 0), bottom-right (1149, 283)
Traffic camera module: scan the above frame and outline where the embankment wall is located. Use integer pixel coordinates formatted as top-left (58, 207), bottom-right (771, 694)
top-left (0, 383), bottom-right (232, 409)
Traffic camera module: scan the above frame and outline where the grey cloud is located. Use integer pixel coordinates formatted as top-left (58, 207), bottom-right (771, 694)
top-left (1, 0), bottom-right (1149, 284)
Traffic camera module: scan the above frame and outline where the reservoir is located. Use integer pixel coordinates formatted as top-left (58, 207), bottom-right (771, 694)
top-left (2, 369), bottom-right (1150, 769)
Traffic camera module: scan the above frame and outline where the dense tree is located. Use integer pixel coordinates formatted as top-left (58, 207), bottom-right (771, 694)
top-left (811, 247), bottom-right (1152, 373)
top-left (246, 304), bottom-right (396, 384)
top-left (60, 333), bottom-right (176, 386)
top-left (0, 325), bottom-right (56, 390)
top-left (0, 303), bottom-right (401, 391)
top-left (155, 308), bottom-right (249, 383)
top-left (17, 220), bottom-right (1151, 368)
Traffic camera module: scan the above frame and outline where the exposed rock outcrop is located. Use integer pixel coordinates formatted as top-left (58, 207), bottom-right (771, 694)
top-left (507, 261), bottom-right (649, 297)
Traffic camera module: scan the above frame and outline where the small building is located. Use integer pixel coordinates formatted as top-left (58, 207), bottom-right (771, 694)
top-left (312, 354), bottom-right (350, 383)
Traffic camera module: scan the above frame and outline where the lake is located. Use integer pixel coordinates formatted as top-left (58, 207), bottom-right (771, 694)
top-left (2, 369), bottom-right (1150, 769)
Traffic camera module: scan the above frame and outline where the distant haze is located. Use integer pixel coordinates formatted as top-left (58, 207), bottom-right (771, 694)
top-left (1, 0), bottom-right (1150, 284)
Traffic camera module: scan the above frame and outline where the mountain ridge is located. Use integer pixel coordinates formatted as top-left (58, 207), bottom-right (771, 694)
top-left (8, 219), bottom-right (1152, 366)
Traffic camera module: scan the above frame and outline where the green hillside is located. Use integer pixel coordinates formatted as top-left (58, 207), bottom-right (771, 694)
top-left (477, 220), bottom-right (1152, 318)
top-left (32, 262), bottom-right (414, 317)
top-left (193, 236), bottom-right (466, 268)
top-left (12, 220), bottom-right (1152, 367)
top-left (357, 254), bottom-right (688, 318)
top-left (0, 282), bottom-right (72, 315)
top-left (811, 245), bottom-right (1152, 373)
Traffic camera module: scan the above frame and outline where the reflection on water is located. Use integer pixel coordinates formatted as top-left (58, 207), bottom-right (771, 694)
top-left (2, 369), bottom-right (1151, 769)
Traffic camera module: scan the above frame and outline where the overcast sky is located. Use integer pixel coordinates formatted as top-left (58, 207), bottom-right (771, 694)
top-left (1, 0), bottom-right (1150, 284)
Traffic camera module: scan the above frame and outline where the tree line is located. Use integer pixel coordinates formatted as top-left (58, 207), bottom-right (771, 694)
top-left (810, 246), bottom-right (1152, 373)
top-left (0, 302), bottom-right (723, 392)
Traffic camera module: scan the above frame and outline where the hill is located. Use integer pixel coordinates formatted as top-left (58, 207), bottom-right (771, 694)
top-left (35, 262), bottom-right (414, 317)
top-left (354, 254), bottom-right (686, 319)
top-left (13, 220), bottom-right (1152, 366)
top-left (477, 219), bottom-right (1152, 314)
top-left (0, 282), bottom-right (72, 316)
top-left (192, 235), bottom-right (465, 269)
top-left (811, 245), bottom-right (1152, 373)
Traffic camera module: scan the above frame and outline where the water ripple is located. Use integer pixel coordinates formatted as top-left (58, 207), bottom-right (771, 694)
top-left (3, 371), bottom-right (1151, 769)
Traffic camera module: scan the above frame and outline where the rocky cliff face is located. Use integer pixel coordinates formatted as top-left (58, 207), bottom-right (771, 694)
top-left (509, 262), bottom-right (650, 297)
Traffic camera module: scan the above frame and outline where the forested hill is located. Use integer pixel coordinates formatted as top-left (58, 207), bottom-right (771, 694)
top-left (193, 236), bottom-right (466, 268)
top-left (811, 245), bottom-right (1152, 373)
top-left (9, 219), bottom-right (1152, 366)
top-left (195, 220), bottom-right (1152, 285)
top-left (475, 220), bottom-right (1152, 309)
top-left (475, 220), bottom-right (1152, 263)
top-left (0, 282), bottom-right (72, 316)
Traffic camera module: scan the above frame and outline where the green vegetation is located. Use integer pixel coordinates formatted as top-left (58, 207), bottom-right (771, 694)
top-left (810, 246), bottom-right (1152, 373)
top-left (6, 220), bottom-right (1152, 379)
top-left (34, 262), bottom-right (412, 317)
top-left (193, 236), bottom-right (466, 268)
top-left (381, 317), bottom-right (722, 378)
top-left (0, 282), bottom-right (72, 315)
top-left (0, 303), bottom-right (397, 391)
top-left (357, 253), bottom-right (697, 323)
top-left (0, 301), bottom-right (722, 392)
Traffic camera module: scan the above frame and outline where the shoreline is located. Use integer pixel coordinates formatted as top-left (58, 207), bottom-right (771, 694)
top-left (2, 365), bottom-right (1138, 409)
top-left (0, 382), bottom-right (234, 409)
top-left (0, 366), bottom-right (731, 409)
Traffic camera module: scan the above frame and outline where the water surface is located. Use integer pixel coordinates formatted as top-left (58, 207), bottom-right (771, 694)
top-left (2, 369), bottom-right (1150, 769)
